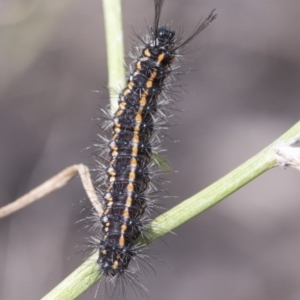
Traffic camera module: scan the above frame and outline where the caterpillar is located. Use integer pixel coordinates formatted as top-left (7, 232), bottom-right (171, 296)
top-left (92, 0), bottom-right (216, 296)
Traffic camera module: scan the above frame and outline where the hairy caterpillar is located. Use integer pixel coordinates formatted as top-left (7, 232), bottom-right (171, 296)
top-left (91, 0), bottom-right (216, 296)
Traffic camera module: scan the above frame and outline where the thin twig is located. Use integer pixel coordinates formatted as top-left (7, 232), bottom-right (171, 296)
top-left (0, 164), bottom-right (100, 219)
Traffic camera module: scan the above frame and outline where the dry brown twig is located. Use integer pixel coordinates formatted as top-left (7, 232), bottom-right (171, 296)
top-left (0, 164), bottom-right (100, 219)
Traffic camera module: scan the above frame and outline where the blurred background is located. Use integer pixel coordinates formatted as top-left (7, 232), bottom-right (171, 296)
top-left (1, 0), bottom-right (300, 299)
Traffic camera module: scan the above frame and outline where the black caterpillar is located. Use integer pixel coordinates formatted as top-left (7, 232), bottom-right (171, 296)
top-left (93, 0), bottom-right (216, 294)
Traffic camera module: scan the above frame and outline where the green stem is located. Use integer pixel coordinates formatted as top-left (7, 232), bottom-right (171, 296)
top-left (102, 0), bottom-right (125, 112)
top-left (147, 120), bottom-right (300, 240)
top-left (42, 121), bottom-right (300, 299)
top-left (41, 257), bottom-right (100, 300)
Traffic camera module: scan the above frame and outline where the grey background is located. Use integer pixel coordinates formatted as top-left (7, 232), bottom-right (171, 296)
top-left (1, 0), bottom-right (300, 299)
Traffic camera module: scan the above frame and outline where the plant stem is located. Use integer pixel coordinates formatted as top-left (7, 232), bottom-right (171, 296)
top-left (102, 0), bottom-right (125, 112)
top-left (42, 120), bottom-right (300, 299)
top-left (147, 121), bottom-right (300, 240)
